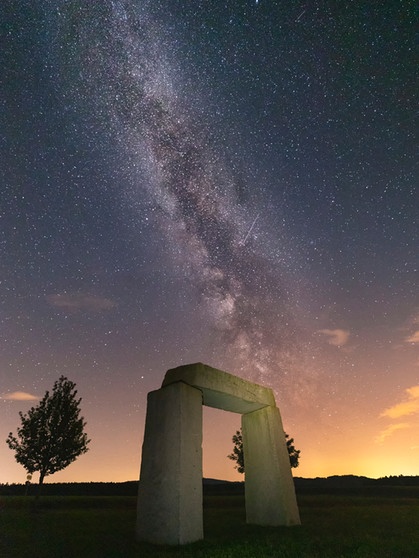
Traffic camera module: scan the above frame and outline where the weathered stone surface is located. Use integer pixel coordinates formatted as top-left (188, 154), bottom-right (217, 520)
top-left (136, 382), bottom-right (203, 544)
top-left (242, 406), bottom-right (301, 526)
top-left (136, 362), bottom-right (300, 545)
top-left (163, 362), bottom-right (275, 413)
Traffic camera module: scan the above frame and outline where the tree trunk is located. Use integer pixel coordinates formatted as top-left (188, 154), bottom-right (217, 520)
top-left (35, 471), bottom-right (46, 504)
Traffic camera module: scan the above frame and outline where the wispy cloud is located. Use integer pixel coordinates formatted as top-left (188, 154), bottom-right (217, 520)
top-left (401, 309), bottom-right (419, 343)
top-left (409, 310), bottom-right (419, 326)
top-left (1, 391), bottom-right (39, 401)
top-left (46, 292), bottom-right (117, 312)
top-left (381, 386), bottom-right (419, 419)
top-left (375, 423), bottom-right (410, 444)
top-left (317, 329), bottom-right (350, 347)
top-left (405, 330), bottom-right (419, 343)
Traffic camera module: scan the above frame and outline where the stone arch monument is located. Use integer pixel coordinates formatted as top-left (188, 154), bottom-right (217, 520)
top-left (136, 363), bottom-right (300, 545)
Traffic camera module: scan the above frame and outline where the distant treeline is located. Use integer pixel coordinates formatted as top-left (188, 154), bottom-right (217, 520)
top-left (294, 475), bottom-right (419, 498)
top-left (0, 481), bottom-right (139, 497)
top-left (1, 475), bottom-right (419, 497)
top-left (0, 479), bottom-right (243, 497)
top-left (296, 474), bottom-right (419, 488)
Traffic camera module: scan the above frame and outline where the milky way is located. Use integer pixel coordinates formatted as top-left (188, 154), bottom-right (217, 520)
top-left (50, 1), bottom-right (309, 388)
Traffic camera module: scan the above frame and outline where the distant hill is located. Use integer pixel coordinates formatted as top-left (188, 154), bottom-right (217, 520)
top-left (295, 474), bottom-right (419, 488)
top-left (1, 475), bottom-right (418, 497)
top-left (293, 474), bottom-right (419, 497)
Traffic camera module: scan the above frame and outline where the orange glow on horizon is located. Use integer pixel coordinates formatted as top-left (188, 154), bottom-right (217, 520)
top-left (2, 373), bottom-right (418, 485)
top-left (2, 406), bottom-right (418, 485)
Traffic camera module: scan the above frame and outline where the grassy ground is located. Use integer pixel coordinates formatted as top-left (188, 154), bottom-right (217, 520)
top-left (1, 494), bottom-right (418, 557)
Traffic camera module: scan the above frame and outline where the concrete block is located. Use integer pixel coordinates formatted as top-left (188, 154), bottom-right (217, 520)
top-left (242, 406), bottom-right (301, 526)
top-left (136, 382), bottom-right (203, 544)
top-left (163, 362), bottom-right (276, 413)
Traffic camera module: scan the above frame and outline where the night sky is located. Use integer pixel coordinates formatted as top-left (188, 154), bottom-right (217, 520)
top-left (1, 1), bottom-right (417, 484)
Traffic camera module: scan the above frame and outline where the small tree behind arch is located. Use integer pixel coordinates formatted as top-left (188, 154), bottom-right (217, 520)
top-left (228, 427), bottom-right (300, 473)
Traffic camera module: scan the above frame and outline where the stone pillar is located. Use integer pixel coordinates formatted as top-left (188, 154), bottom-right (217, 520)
top-left (242, 406), bottom-right (300, 526)
top-left (136, 382), bottom-right (203, 544)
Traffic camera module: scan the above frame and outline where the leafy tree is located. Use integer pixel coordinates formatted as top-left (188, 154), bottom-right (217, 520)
top-left (6, 376), bottom-right (90, 492)
top-left (286, 434), bottom-right (300, 468)
top-left (227, 428), bottom-right (300, 473)
top-left (228, 429), bottom-right (245, 473)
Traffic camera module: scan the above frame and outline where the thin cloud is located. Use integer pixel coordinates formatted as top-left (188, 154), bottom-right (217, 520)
top-left (380, 386), bottom-right (419, 419)
top-left (46, 292), bottom-right (117, 312)
top-left (375, 423), bottom-right (410, 444)
top-left (1, 391), bottom-right (39, 401)
top-left (400, 309), bottom-right (419, 343)
top-left (317, 329), bottom-right (350, 347)
top-left (408, 310), bottom-right (419, 326)
top-left (405, 330), bottom-right (419, 343)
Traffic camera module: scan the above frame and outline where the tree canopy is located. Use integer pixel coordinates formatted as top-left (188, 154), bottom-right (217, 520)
top-left (227, 428), bottom-right (300, 473)
top-left (6, 376), bottom-right (90, 488)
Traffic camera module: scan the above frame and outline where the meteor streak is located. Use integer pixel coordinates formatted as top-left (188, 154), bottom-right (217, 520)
top-left (242, 213), bottom-right (260, 245)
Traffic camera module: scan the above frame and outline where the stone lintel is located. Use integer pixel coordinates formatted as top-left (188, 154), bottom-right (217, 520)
top-left (162, 362), bottom-right (275, 414)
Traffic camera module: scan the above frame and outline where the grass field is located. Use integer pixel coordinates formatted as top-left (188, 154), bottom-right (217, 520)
top-left (1, 493), bottom-right (418, 557)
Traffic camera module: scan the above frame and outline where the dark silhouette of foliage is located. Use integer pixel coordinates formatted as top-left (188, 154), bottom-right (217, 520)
top-left (286, 434), bottom-right (300, 468)
top-left (6, 376), bottom-right (90, 492)
top-left (228, 427), bottom-right (300, 473)
top-left (228, 430), bottom-right (245, 473)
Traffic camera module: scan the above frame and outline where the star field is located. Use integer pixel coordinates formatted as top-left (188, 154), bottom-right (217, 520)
top-left (1, 1), bottom-right (417, 482)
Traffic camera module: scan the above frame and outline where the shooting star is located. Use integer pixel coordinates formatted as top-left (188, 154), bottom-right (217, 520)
top-left (296, 9), bottom-right (306, 22)
top-left (241, 213), bottom-right (260, 245)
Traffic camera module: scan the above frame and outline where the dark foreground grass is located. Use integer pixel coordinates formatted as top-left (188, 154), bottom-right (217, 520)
top-left (1, 494), bottom-right (418, 558)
